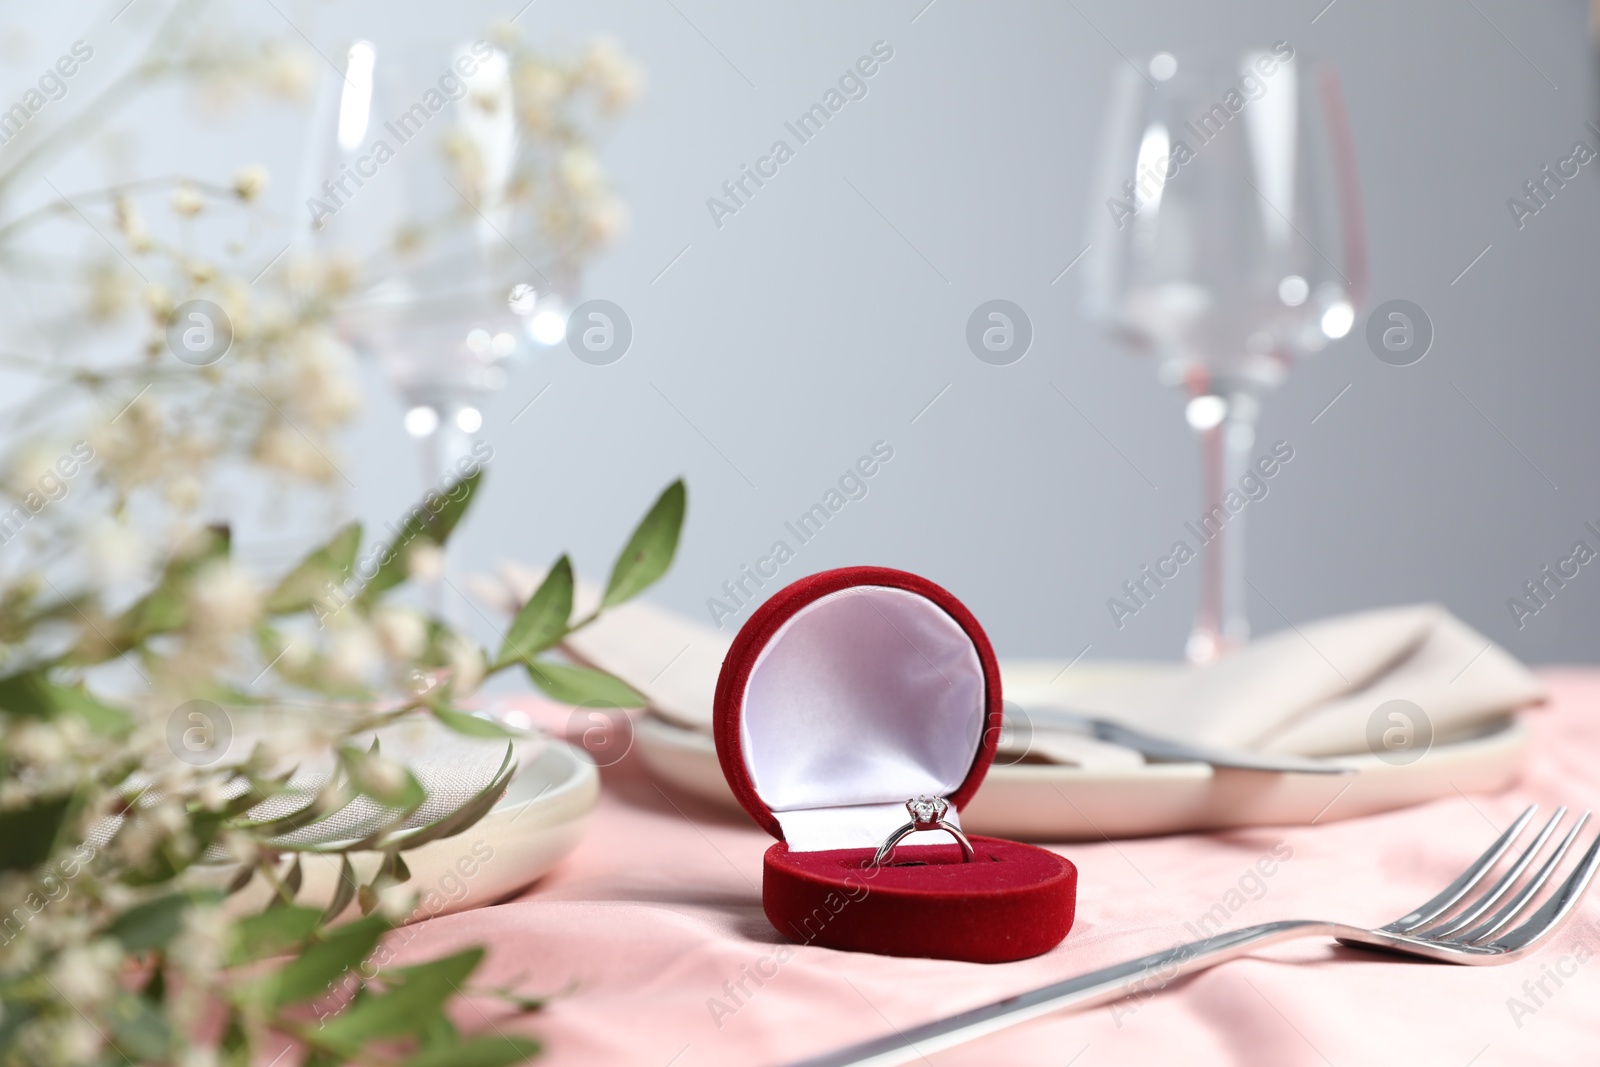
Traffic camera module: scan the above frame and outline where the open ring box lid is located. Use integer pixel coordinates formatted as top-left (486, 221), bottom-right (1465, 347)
top-left (713, 566), bottom-right (1076, 963)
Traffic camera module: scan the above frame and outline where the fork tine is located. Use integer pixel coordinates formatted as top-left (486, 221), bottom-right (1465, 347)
top-left (1424, 807), bottom-right (1568, 939)
top-left (1385, 804), bottom-right (1537, 932)
top-left (1457, 812), bottom-right (1591, 944)
top-left (1488, 829), bottom-right (1600, 954)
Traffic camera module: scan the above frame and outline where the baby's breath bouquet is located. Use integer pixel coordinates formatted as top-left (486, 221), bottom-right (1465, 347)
top-left (0, 4), bottom-right (657, 1065)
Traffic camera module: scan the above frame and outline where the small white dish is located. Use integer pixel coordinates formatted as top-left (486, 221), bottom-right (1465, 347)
top-left (194, 737), bottom-right (599, 921)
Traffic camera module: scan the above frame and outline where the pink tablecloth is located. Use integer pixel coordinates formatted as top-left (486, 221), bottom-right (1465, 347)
top-left (392, 670), bottom-right (1600, 1067)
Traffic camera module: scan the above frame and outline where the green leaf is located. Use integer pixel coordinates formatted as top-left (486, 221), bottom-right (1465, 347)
top-left (106, 993), bottom-right (172, 1062)
top-left (496, 555), bottom-right (573, 667)
top-left (219, 1010), bottom-right (247, 1067)
top-left (377, 849), bottom-right (411, 887)
top-left (402, 1036), bottom-right (542, 1067)
top-left (226, 864), bottom-right (254, 896)
top-left (0, 671), bottom-right (131, 733)
top-left (359, 470), bottom-right (483, 603)
top-left (341, 746), bottom-right (426, 811)
top-left (227, 904), bottom-right (323, 966)
top-left (432, 707), bottom-right (523, 740)
top-left (603, 479), bottom-right (685, 607)
top-left (0, 1001), bottom-right (36, 1054)
top-left (323, 856), bottom-right (358, 924)
top-left (110, 523), bottom-right (231, 646)
top-left (0, 792), bottom-right (76, 871)
top-left (265, 522), bottom-right (361, 615)
top-left (265, 913), bottom-right (390, 1007)
top-left (104, 892), bottom-right (195, 952)
top-left (417, 1014), bottom-right (460, 1052)
top-left (268, 856), bottom-right (303, 908)
top-left (394, 744), bottom-right (514, 852)
top-left (237, 789), bottom-right (335, 838)
top-left (319, 948), bottom-right (485, 1045)
top-left (142, 962), bottom-right (166, 1003)
top-left (525, 660), bottom-right (644, 708)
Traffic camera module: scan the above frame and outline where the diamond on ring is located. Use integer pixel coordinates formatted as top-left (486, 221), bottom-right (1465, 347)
top-left (907, 794), bottom-right (947, 830)
top-left (871, 794), bottom-right (976, 867)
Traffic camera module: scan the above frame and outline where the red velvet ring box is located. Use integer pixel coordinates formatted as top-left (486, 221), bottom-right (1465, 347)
top-left (712, 566), bottom-right (1077, 963)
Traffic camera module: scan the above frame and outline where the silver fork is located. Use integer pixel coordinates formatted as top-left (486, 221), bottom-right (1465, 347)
top-left (789, 805), bottom-right (1600, 1067)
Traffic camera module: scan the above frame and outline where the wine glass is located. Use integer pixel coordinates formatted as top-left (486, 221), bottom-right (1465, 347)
top-left (299, 36), bottom-right (547, 472)
top-left (295, 36), bottom-right (568, 619)
top-left (1082, 46), bottom-right (1367, 663)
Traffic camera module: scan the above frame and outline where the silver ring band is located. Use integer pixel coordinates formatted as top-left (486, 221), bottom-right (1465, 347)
top-left (870, 795), bottom-right (976, 867)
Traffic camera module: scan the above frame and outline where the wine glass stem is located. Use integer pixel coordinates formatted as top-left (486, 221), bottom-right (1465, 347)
top-left (1190, 413), bottom-right (1252, 663)
top-left (1219, 415), bottom-right (1250, 646)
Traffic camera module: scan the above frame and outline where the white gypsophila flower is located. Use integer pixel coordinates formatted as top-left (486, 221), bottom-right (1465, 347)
top-left (289, 331), bottom-right (361, 426)
top-left (232, 163), bottom-right (269, 201)
top-left (171, 183), bottom-right (204, 216)
top-left (487, 18), bottom-right (518, 47)
top-left (326, 624), bottom-right (380, 687)
top-left (163, 474), bottom-right (204, 512)
top-left (87, 263), bottom-right (132, 320)
top-left (46, 1017), bottom-right (101, 1067)
top-left (215, 278), bottom-right (253, 342)
top-left (363, 753), bottom-right (407, 797)
top-left (259, 41), bottom-right (313, 98)
top-left (86, 518), bottom-right (148, 585)
top-left (171, 904), bottom-right (228, 975)
top-left (0, 932), bottom-right (40, 973)
top-left (149, 798), bottom-right (190, 838)
top-left (9, 721), bottom-right (67, 765)
top-left (253, 422), bottom-right (335, 482)
top-left (252, 719), bottom-right (319, 767)
top-left (178, 1046), bottom-right (220, 1067)
top-left (114, 195), bottom-right (152, 252)
top-left (185, 258), bottom-right (216, 286)
top-left (142, 282), bottom-right (173, 319)
top-left (404, 541), bottom-right (444, 583)
top-left (583, 193), bottom-right (629, 245)
top-left (277, 638), bottom-right (313, 673)
top-left (4, 438), bottom-right (63, 496)
top-left (372, 606), bottom-right (427, 662)
top-left (583, 37), bottom-right (644, 112)
top-left (557, 146), bottom-right (603, 196)
top-left (47, 941), bottom-right (121, 1005)
top-left (219, 830), bottom-right (258, 866)
top-left (376, 882), bottom-right (417, 921)
top-left (188, 562), bottom-right (263, 634)
top-left (197, 775), bottom-right (230, 810)
top-left (514, 62), bottom-right (565, 112)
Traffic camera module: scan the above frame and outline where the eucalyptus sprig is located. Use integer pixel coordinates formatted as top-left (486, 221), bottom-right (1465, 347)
top-left (0, 2), bottom-right (653, 1061)
top-left (0, 471), bottom-right (685, 1067)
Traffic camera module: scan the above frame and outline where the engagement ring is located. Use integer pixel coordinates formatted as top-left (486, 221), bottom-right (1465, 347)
top-left (870, 794), bottom-right (976, 866)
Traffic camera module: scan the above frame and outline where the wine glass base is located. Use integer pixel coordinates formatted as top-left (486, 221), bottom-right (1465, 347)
top-left (1185, 629), bottom-right (1222, 665)
top-left (1186, 619), bottom-right (1250, 665)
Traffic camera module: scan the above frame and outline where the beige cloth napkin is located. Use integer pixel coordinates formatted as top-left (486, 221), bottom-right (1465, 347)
top-left (470, 563), bottom-right (1543, 765)
top-left (1053, 604), bottom-right (1543, 757)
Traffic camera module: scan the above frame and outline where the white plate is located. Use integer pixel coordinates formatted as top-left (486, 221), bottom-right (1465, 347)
top-left (194, 739), bottom-right (599, 920)
top-left (634, 713), bottom-right (1530, 840)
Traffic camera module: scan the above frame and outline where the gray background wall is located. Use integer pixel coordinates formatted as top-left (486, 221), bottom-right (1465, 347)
top-left (12, 0), bottom-right (1600, 666)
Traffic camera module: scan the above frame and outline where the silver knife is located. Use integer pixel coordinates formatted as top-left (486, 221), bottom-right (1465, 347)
top-left (1015, 705), bottom-right (1353, 775)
